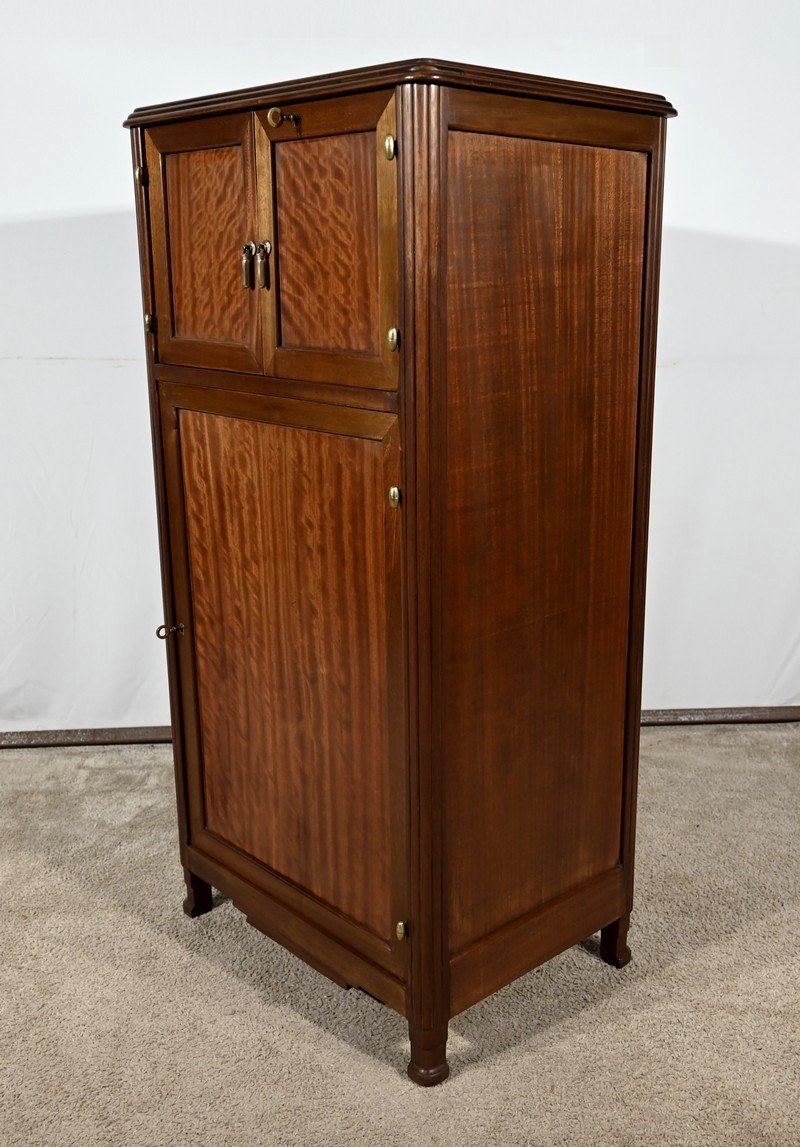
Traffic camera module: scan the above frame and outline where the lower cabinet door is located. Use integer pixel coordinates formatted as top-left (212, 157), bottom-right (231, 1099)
top-left (159, 383), bottom-right (406, 978)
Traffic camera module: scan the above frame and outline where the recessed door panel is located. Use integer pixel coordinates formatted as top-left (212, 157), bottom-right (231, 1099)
top-left (275, 132), bottom-right (379, 353)
top-left (160, 384), bottom-right (404, 965)
top-left (146, 115), bottom-right (262, 372)
top-left (256, 91), bottom-right (400, 388)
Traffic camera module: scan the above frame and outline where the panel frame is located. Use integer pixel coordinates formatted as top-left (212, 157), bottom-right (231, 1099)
top-left (157, 380), bottom-right (409, 990)
top-left (154, 361), bottom-right (400, 413)
top-left (255, 90), bottom-right (401, 389)
top-left (400, 79), bottom-right (452, 1073)
top-left (430, 87), bottom-right (667, 1012)
top-left (145, 113), bottom-right (263, 373)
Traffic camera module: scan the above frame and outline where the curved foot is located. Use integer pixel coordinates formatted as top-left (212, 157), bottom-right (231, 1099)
top-left (600, 914), bottom-right (631, 969)
top-left (408, 1029), bottom-right (449, 1087)
top-left (183, 869), bottom-right (213, 918)
top-left (407, 1059), bottom-right (450, 1087)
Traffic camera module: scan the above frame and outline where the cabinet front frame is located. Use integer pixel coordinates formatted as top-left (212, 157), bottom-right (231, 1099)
top-left (255, 89), bottom-right (401, 389)
top-left (157, 380), bottom-right (409, 985)
top-left (145, 114), bottom-right (264, 373)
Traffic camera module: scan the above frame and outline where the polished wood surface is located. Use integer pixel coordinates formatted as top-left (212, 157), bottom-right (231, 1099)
top-left (450, 868), bottom-right (627, 1015)
top-left (178, 403), bottom-right (400, 940)
top-left (447, 87), bottom-right (660, 151)
top-left (403, 81), bottom-right (451, 1086)
top-left (146, 115), bottom-right (262, 373)
top-left (441, 126), bottom-right (647, 954)
top-left (256, 92), bottom-right (400, 389)
top-left (128, 64), bottom-right (674, 1086)
top-left (165, 148), bottom-right (250, 342)
top-left (275, 131), bottom-right (378, 353)
top-left (154, 362), bottom-right (399, 412)
top-left (124, 58), bottom-right (676, 128)
top-left (158, 385), bottom-right (408, 984)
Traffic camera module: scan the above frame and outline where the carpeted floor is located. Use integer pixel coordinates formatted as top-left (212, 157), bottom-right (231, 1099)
top-left (1, 725), bottom-right (798, 1146)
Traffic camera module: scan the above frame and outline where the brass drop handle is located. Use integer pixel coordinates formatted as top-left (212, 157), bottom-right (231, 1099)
top-left (156, 623), bottom-right (185, 639)
top-left (241, 242), bottom-right (256, 288)
top-left (254, 241), bottom-right (272, 289)
top-left (267, 106), bottom-right (300, 128)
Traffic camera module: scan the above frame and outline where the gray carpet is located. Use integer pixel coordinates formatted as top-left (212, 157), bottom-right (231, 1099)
top-left (1, 725), bottom-right (798, 1146)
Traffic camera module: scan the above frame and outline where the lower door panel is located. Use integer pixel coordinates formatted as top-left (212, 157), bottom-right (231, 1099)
top-left (159, 382), bottom-right (406, 982)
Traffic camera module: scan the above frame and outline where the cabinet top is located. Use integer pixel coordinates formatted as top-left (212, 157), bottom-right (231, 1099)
top-left (123, 57), bottom-right (676, 128)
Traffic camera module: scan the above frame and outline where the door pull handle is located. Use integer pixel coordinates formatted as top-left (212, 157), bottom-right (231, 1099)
top-left (254, 241), bottom-right (272, 289)
top-left (241, 242), bottom-right (256, 288)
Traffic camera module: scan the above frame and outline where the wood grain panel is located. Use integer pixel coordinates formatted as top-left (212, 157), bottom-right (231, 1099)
top-left (145, 115), bottom-right (262, 373)
top-left (275, 132), bottom-right (379, 353)
top-left (165, 145), bottom-right (251, 343)
top-left (179, 408), bottom-right (398, 940)
top-left (442, 130), bottom-right (647, 954)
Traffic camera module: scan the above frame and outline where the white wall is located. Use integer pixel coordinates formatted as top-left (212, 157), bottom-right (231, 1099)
top-left (2, 0), bottom-right (799, 730)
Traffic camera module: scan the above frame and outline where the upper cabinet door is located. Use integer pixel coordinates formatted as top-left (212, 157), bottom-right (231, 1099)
top-left (256, 91), bottom-right (400, 389)
top-left (145, 114), bottom-right (263, 373)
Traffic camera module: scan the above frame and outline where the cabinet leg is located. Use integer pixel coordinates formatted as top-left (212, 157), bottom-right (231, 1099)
top-left (183, 869), bottom-right (213, 918)
top-left (600, 913), bottom-right (631, 968)
top-left (407, 1023), bottom-right (450, 1087)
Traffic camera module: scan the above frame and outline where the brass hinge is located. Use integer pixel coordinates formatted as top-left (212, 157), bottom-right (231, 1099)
top-left (134, 164), bottom-right (148, 187)
top-left (395, 921), bottom-right (408, 941)
top-left (144, 313), bottom-right (156, 333)
top-left (388, 487), bottom-right (401, 509)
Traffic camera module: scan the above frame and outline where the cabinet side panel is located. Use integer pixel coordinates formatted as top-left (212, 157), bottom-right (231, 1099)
top-left (442, 129), bottom-right (647, 954)
top-left (179, 409), bottom-right (396, 941)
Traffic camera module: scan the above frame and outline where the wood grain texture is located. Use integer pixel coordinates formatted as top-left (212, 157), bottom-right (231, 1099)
top-left (178, 407), bottom-right (399, 940)
top-left (403, 81), bottom-right (450, 1086)
top-left (255, 91), bottom-right (400, 390)
top-left (275, 132), bottom-right (378, 353)
top-left (165, 146), bottom-right (251, 342)
top-left (154, 362), bottom-right (400, 412)
top-left (146, 115), bottom-right (262, 373)
top-left (129, 64), bottom-right (674, 1086)
top-left (447, 88), bottom-right (659, 153)
top-left (449, 867), bottom-right (626, 1015)
top-left (124, 58), bottom-right (677, 128)
top-left (441, 129), bottom-right (647, 955)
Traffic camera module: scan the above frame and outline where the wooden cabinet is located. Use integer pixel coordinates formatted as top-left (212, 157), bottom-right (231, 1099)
top-left (126, 59), bottom-right (676, 1085)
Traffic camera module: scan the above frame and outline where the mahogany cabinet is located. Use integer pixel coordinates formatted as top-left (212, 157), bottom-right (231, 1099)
top-left (125, 59), bottom-right (675, 1085)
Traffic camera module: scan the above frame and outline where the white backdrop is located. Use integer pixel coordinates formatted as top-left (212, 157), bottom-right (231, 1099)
top-left (2, 1), bottom-right (799, 731)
